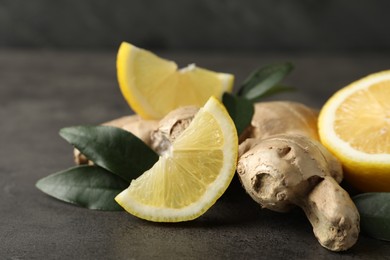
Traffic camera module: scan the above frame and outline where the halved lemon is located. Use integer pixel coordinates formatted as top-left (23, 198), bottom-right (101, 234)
top-left (115, 97), bottom-right (238, 222)
top-left (117, 42), bottom-right (234, 119)
top-left (318, 71), bottom-right (390, 192)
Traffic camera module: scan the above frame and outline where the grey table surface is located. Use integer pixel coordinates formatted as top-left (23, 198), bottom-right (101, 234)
top-left (1, 49), bottom-right (390, 259)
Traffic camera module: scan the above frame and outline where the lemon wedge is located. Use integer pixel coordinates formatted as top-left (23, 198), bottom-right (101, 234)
top-left (318, 70), bottom-right (390, 191)
top-left (115, 97), bottom-right (238, 222)
top-left (116, 42), bottom-right (234, 119)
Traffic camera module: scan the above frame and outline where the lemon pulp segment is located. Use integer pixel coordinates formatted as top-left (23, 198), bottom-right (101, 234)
top-left (334, 80), bottom-right (390, 154)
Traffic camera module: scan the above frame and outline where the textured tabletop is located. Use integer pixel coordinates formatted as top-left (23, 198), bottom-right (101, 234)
top-left (1, 49), bottom-right (389, 259)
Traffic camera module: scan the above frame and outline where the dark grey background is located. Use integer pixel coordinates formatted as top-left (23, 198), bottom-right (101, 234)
top-left (1, 0), bottom-right (389, 52)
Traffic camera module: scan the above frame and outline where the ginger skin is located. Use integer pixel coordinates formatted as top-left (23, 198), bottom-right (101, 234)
top-left (239, 101), bottom-right (319, 142)
top-left (150, 106), bottom-right (199, 155)
top-left (237, 101), bottom-right (359, 251)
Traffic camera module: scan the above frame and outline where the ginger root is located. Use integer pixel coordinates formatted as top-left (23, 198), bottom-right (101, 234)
top-left (237, 101), bottom-right (359, 251)
top-left (73, 100), bottom-right (360, 251)
top-left (239, 101), bottom-right (319, 142)
top-left (150, 106), bottom-right (199, 155)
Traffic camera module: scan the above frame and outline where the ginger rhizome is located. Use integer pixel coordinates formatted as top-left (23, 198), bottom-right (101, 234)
top-left (74, 101), bottom-right (360, 251)
top-left (238, 102), bottom-right (359, 251)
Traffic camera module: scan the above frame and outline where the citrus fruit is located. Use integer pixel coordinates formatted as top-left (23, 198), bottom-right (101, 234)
top-left (115, 97), bottom-right (238, 222)
top-left (318, 70), bottom-right (390, 192)
top-left (116, 42), bottom-right (234, 119)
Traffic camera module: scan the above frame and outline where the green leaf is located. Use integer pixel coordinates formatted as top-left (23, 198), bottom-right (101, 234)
top-left (222, 92), bottom-right (254, 136)
top-left (36, 165), bottom-right (129, 211)
top-left (353, 193), bottom-right (390, 241)
top-left (60, 125), bottom-right (159, 182)
top-left (252, 84), bottom-right (294, 99)
top-left (238, 62), bottom-right (294, 101)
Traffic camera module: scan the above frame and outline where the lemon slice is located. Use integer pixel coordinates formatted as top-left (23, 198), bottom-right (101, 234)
top-left (117, 42), bottom-right (234, 119)
top-left (115, 97), bottom-right (238, 222)
top-left (318, 70), bottom-right (390, 191)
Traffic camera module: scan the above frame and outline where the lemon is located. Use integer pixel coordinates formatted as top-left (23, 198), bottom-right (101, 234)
top-left (116, 42), bottom-right (234, 119)
top-left (318, 71), bottom-right (390, 192)
top-left (115, 97), bottom-right (238, 222)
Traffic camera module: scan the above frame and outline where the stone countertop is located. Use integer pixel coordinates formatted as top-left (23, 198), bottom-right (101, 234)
top-left (1, 49), bottom-right (389, 259)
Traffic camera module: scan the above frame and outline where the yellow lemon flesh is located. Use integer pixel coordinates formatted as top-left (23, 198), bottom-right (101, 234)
top-left (115, 97), bottom-right (238, 222)
top-left (318, 71), bottom-right (390, 192)
top-left (117, 42), bottom-right (234, 120)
